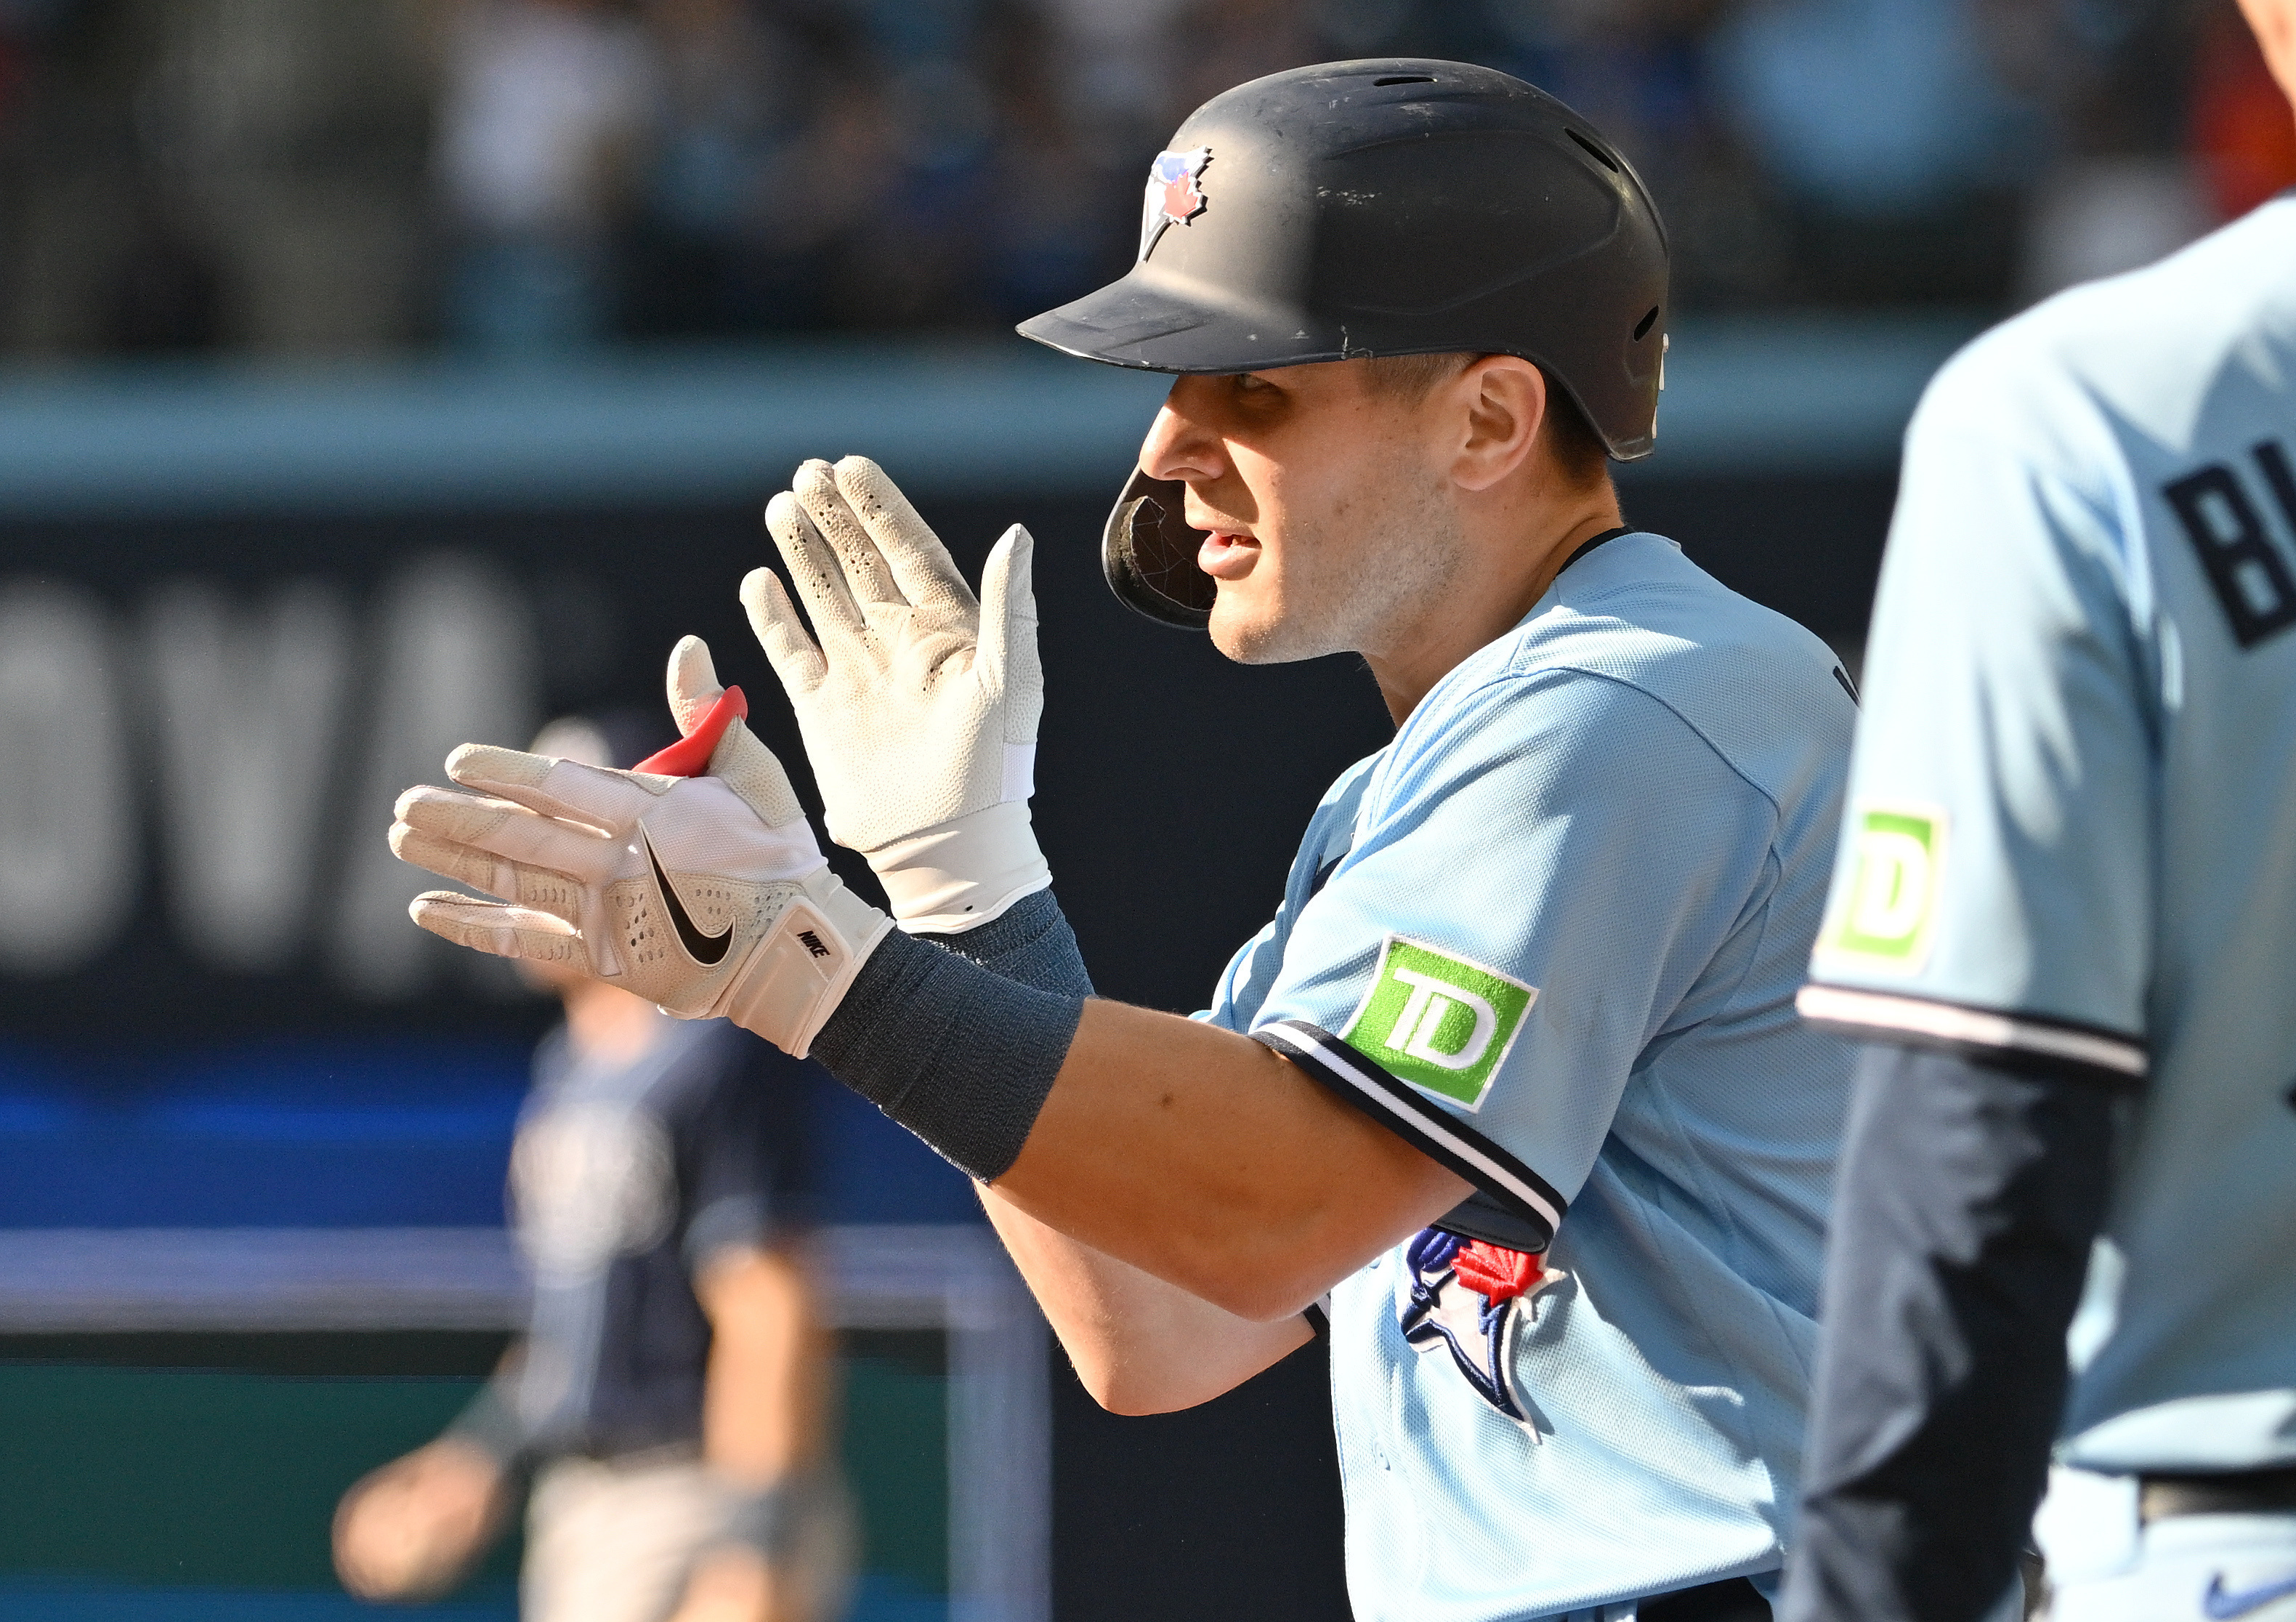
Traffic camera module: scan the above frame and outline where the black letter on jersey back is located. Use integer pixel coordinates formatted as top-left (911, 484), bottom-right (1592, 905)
top-left (2164, 463), bottom-right (2296, 648)
top-left (2253, 439), bottom-right (2296, 543)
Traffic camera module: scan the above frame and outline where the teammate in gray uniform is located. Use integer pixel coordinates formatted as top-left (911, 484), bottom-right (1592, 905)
top-left (1782, 1), bottom-right (2296, 1616)
top-left (336, 717), bottom-right (847, 1622)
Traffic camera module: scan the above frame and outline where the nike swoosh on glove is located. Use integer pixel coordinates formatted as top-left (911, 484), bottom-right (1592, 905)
top-left (389, 635), bottom-right (892, 1057)
top-left (743, 454), bottom-right (1049, 934)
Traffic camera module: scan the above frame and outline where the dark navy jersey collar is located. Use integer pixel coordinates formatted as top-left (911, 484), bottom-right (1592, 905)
top-left (1558, 525), bottom-right (1633, 578)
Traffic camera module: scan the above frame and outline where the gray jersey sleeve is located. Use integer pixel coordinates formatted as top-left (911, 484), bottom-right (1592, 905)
top-left (1801, 346), bottom-right (2153, 1078)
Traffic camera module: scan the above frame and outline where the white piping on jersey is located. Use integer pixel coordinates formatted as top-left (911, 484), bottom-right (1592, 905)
top-left (1796, 983), bottom-right (2147, 1076)
top-left (1256, 1017), bottom-right (1568, 1239)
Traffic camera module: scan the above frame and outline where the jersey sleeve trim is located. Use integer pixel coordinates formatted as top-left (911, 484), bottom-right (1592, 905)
top-left (1796, 984), bottom-right (2147, 1078)
top-left (1251, 1017), bottom-right (1567, 1247)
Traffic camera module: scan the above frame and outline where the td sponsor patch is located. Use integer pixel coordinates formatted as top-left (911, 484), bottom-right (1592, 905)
top-left (1343, 937), bottom-right (1536, 1110)
top-left (1819, 803), bottom-right (1947, 969)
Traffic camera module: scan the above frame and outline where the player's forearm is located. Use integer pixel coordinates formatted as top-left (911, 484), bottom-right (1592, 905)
top-left (808, 916), bottom-right (1466, 1320)
top-left (698, 1245), bottom-right (834, 1488)
top-left (1782, 1041), bottom-right (2119, 1622)
top-left (977, 1182), bottom-right (1313, 1413)
top-left (990, 1001), bottom-right (1466, 1320)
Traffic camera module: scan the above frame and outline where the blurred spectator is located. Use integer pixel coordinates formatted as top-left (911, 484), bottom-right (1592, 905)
top-left (0, 1), bottom-right (62, 328)
top-left (976, 4), bottom-right (1112, 320)
top-left (812, 0), bottom-right (1004, 328)
top-left (2191, 0), bottom-right (2296, 217)
top-left (436, 0), bottom-right (656, 351)
top-left (2005, 0), bottom-right (2284, 302)
top-left (1467, 0), bottom-right (1711, 175)
top-left (1041, 0), bottom-right (1184, 153)
top-left (1707, 0), bottom-right (2037, 303)
top-left (2016, 154), bottom-right (2211, 299)
top-left (1711, 0), bottom-right (2026, 214)
top-left (4, 0), bottom-right (430, 354)
top-left (0, 1), bottom-right (34, 110)
top-left (0, 0), bottom-right (2266, 353)
top-left (1164, 0), bottom-right (1319, 128)
top-left (2010, 0), bottom-right (2296, 304)
top-left (334, 709), bottom-right (849, 1622)
top-left (618, 0), bottom-right (822, 336)
top-left (1468, 0), bottom-right (1798, 307)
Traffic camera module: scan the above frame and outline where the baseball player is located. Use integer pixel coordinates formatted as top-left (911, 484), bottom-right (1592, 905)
top-left (388, 62), bottom-right (1859, 1618)
top-left (1780, 2), bottom-right (2296, 1617)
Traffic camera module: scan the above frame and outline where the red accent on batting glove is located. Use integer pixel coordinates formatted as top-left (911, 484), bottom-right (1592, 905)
top-left (635, 685), bottom-right (748, 778)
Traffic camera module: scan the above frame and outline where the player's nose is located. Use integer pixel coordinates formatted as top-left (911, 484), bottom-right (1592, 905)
top-left (1137, 392), bottom-right (1226, 487)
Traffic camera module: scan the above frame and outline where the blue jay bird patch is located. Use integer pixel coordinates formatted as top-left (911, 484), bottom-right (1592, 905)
top-left (1399, 1227), bottom-right (1556, 1427)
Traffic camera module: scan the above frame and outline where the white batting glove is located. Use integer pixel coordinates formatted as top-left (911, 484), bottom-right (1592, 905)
top-left (743, 455), bottom-right (1049, 934)
top-left (388, 636), bottom-right (892, 1058)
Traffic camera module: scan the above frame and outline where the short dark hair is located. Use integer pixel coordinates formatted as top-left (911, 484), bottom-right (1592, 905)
top-left (1361, 352), bottom-right (1611, 488)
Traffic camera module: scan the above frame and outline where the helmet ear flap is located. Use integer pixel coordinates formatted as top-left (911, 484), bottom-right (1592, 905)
top-left (1102, 469), bottom-right (1216, 629)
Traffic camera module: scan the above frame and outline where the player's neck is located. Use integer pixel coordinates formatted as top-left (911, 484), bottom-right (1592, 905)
top-left (562, 978), bottom-right (669, 1066)
top-left (1362, 499), bottom-right (1622, 724)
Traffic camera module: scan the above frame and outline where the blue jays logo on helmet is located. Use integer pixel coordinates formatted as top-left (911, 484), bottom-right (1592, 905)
top-left (1138, 147), bottom-right (1212, 262)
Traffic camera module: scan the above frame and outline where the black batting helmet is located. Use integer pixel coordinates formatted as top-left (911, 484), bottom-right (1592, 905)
top-left (1017, 59), bottom-right (1670, 629)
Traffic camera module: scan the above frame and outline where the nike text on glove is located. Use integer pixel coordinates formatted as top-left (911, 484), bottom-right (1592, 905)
top-left (389, 636), bottom-right (892, 1057)
top-left (743, 454), bottom-right (1049, 934)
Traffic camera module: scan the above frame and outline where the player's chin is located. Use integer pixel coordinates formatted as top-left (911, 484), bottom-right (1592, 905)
top-left (1206, 589), bottom-right (1262, 663)
top-left (1208, 589), bottom-right (1314, 666)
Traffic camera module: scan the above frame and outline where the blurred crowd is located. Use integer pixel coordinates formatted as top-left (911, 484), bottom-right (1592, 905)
top-left (0, 0), bottom-right (2289, 358)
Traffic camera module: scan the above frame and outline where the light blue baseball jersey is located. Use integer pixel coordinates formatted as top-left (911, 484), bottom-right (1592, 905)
top-left (1204, 531), bottom-right (1857, 1620)
top-left (1800, 193), bottom-right (2296, 1473)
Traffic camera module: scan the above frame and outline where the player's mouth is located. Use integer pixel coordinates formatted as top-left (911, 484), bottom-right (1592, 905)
top-left (1198, 530), bottom-right (1259, 578)
top-left (1182, 489), bottom-right (1259, 578)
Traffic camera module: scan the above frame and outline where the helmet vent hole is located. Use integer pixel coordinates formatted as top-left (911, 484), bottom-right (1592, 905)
top-left (1567, 129), bottom-right (1621, 172)
top-left (1373, 74), bottom-right (1436, 86)
top-left (1633, 307), bottom-right (1658, 340)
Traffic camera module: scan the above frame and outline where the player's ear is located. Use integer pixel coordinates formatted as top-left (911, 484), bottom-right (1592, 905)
top-left (1451, 356), bottom-right (1545, 494)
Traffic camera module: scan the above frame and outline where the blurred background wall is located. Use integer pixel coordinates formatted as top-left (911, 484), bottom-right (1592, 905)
top-left (0, 1), bottom-right (2289, 1619)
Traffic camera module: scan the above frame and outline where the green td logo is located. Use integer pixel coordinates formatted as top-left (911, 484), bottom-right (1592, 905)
top-left (1821, 804), bottom-right (1946, 967)
top-left (1343, 937), bottom-right (1537, 1110)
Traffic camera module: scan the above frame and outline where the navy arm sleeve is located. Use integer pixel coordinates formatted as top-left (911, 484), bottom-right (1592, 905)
top-left (809, 890), bottom-right (1089, 1180)
top-left (918, 888), bottom-right (1095, 999)
top-left (1782, 1039), bottom-right (2123, 1622)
